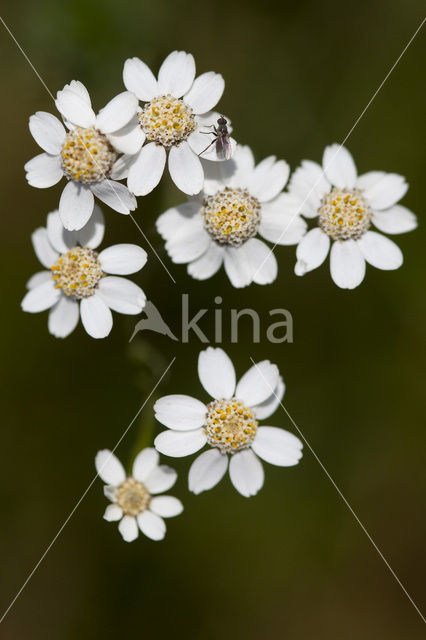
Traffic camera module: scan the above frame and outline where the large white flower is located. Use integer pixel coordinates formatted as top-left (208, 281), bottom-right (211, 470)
top-left (156, 145), bottom-right (307, 287)
top-left (95, 447), bottom-right (183, 542)
top-left (122, 50), bottom-right (237, 196)
top-left (154, 348), bottom-right (303, 497)
top-left (21, 207), bottom-right (147, 339)
top-left (289, 144), bottom-right (417, 289)
top-left (25, 80), bottom-right (138, 231)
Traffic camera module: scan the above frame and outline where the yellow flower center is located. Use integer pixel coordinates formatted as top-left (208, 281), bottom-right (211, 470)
top-left (205, 398), bottom-right (258, 454)
top-left (202, 187), bottom-right (261, 246)
top-left (138, 94), bottom-right (197, 147)
top-left (51, 246), bottom-right (104, 299)
top-left (318, 187), bottom-right (372, 240)
top-left (61, 127), bottom-right (117, 184)
top-left (115, 478), bottom-right (150, 517)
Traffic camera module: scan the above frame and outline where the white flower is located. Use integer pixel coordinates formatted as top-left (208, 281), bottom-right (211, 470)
top-left (122, 50), bottom-right (237, 196)
top-left (21, 207), bottom-right (147, 339)
top-left (289, 144), bottom-right (418, 289)
top-left (95, 447), bottom-right (183, 542)
top-left (154, 348), bottom-right (303, 497)
top-left (25, 80), bottom-right (139, 231)
top-left (156, 145), bottom-right (307, 287)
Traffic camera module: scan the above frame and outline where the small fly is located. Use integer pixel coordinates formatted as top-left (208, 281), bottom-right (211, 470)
top-left (198, 116), bottom-right (232, 160)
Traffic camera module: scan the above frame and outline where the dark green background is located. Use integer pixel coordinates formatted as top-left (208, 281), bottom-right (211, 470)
top-left (0, 0), bottom-right (425, 637)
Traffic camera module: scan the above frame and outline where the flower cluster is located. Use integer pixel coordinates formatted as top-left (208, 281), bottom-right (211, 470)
top-left (21, 50), bottom-right (418, 542)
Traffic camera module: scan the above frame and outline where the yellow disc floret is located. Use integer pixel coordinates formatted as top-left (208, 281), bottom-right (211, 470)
top-left (61, 127), bottom-right (117, 184)
top-left (318, 187), bottom-right (372, 240)
top-left (115, 478), bottom-right (150, 517)
top-left (138, 94), bottom-right (197, 147)
top-left (51, 246), bottom-right (104, 299)
top-left (202, 187), bottom-right (261, 246)
top-left (205, 398), bottom-right (258, 454)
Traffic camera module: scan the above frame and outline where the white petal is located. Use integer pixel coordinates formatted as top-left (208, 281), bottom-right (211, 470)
top-left (145, 465), bottom-right (177, 494)
top-left (154, 395), bottom-right (207, 430)
top-left (25, 153), bottom-right (63, 188)
top-left (236, 360), bottom-right (279, 407)
top-left (358, 172), bottom-right (408, 210)
top-left (95, 449), bottom-right (126, 485)
top-left (323, 144), bottom-right (357, 189)
top-left (47, 210), bottom-right (77, 253)
top-left (96, 91), bottom-right (138, 134)
top-left (123, 57), bottom-right (159, 101)
top-left (149, 496), bottom-right (183, 518)
top-left (137, 511), bottom-right (165, 540)
top-left (80, 294), bottom-right (113, 338)
top-left (119, 515), bottom-right (139, 542)
top-left (103, 504), bottom-right (123, 521)
top-left (158, 50), bottom-right (196, 98)
top-left (223, 244), bottom-right (254, 288)
top-left (330, 239), bottom-right (366, 289)
top-left (168, 142), bottom-right (203, 195)
top-left (225, 144), bottom-right (255, 189)
top-left (252, 376), bottom-right (285, 420)
top-left (156, 201), bottom-right (200, 240)
top-left (29, 112), bottom-right (65, 154)
top-left (184, 72), bottom-right (224, 113)
top-left (110, 154), bottom-right (137, 181)
top-left (59, 181), bottom-right (94, 231)
top-left (248, 158), bottom-right (290, 202)
top-left (357, 231), bottom-right (403, 270)
top-left (127, 143), bottom-right (166, 196)
top-left (372, 205), bottom-right (417, 235)
top-left (244, 238), bottom-right (278, 285)
top-left (63, 80), bottom-right (91, 104)
top-left (48, 296), bottom-right (79, 338)
top-left (188, 449), bottom-right (228, 494)
top-left (259, 205), bottom-right (307, 246)
top-left (165, 223), bottom-right (210, 264)
top-left (26, 271), bottom-right (51, 290)
top-left (154, 429), bottom-right (207, 457)
top-left (76, 204), bottom-right (105, 248)
top-left (189, 129), bottom-right (237, 162)
top-left (187, 242), bottom-right (224, 280)
top-left (295, 228), bottom-right (330, 276)
top-left (55, 88), bottom-right (96, 127)
top-left (198, 347), bottom-right (236, 399)
top-left (132, 447), bottom-right (159, 482)
top-left (98, 244), bottom-right (147, 275)
top-left (229, 449), bottom-right (264, 497)
top-left (97, 277), bottom-right (146, 315)
top-left (90, 180), bottom-right (136, 214)
top-left (31, 227), bottom-right (59, 268)
top-left (287, 160), bottom-right (329, 218)
top-left (252, 427), bottom-right (303, 466)
top-left (21, 279), bottom-right (60, 313)
top-left (106, 116), bottom-right (145, 154)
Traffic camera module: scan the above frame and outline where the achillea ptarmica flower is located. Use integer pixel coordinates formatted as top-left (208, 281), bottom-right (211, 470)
top-left (156, 145), bottom-right (307, 287)
top-left (95, 448), bottom-right (183, 542)
top-left (25, 81), bottom-right (139, 231)
top-left (289, 144), bottom-right (417, 289)
top-left (154, 348), bottom-right (303, 497)
top-left (122, 51), bottom-right (236, 196)
top-left (21, 207), bottom-right (147, 339)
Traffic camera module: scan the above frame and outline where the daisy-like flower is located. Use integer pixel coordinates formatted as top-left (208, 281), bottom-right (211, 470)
top-left (21, 207), bottom-right (147, 339)
top-left (122, 50), bottom-right (237, 196)
top-left (25, 80), bottom-right (139, 231)
top-left (95, 448), bottom-right (183, 542)
top-left (156, 145), bottom-right (307, 287)
top-left (289, 144), bottom-right (418, 289)
top-left (154, 348), bottom-right (303, 497)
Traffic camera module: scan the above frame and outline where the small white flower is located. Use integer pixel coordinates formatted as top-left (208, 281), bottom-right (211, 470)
top-left (21, 207), bottom-right (147, 339)
top-left (95, 447), bottom-right (183, 542)
top-left (156, 145), bottom-right (307, 287)
top-left (25, 80), bottom-right (139, 231)
top-left (122, 50), bottom-right (237, 196)
top-left (154, 348), bottom-right (303, 497)
top-left (289, 144), bottom-right (418, 289)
